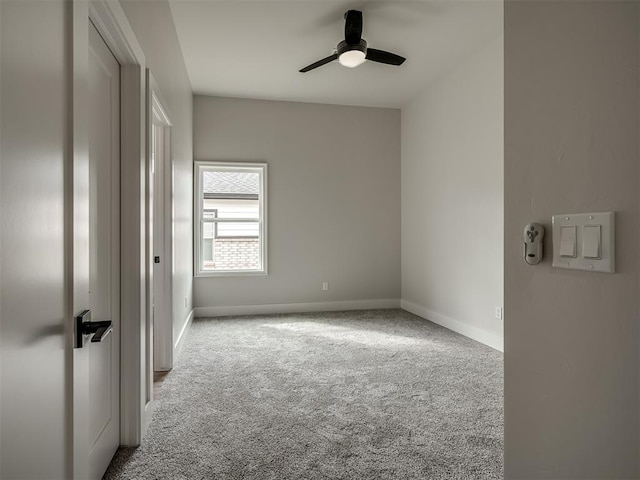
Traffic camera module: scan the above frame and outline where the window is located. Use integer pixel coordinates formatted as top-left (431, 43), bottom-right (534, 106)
top-left (195, 162), bottom-right (267, 276)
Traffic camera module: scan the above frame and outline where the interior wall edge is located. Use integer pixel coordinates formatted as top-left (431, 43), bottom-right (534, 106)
top-left (401, 299), bottom-right (504, 352)
top-left (173, 308), bottom-right (194, 362)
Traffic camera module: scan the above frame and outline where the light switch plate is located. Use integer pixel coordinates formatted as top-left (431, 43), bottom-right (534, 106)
top-left (552, 212), bottom-right (615, 273)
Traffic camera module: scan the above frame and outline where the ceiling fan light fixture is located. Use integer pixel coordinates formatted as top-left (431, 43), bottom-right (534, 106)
top-left (299, 13), bottom-right (406, 73)
top-left (338, 49), bottom-right (366, 68)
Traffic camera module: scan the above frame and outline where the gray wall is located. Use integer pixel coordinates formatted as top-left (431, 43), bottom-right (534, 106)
top-left (504, 1), bottom-right (639, 477)
top-left (193, 96), bottom-right (401, 309)
top-left (401, 36), bottom-right (504, 350)
top-left (120, 0), bottom-right (194, 342)
top-left (1, 1), bottom-right (68, 477)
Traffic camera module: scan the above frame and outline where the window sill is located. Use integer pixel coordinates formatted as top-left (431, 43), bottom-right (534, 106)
top-left (195, 269), bottom-right (268, 278)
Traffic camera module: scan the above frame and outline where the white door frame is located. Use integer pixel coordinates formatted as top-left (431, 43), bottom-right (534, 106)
top-left (71, 2), bottom-right (149, 477)
top-left (147, 73), bottom-right (174, 372)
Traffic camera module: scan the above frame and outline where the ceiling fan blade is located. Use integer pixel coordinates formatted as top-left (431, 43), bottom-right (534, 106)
top-left (365, 48), bottom-right (406, 66)
top-left (299, 54), bottom-right (338, 73)
top-left (344, 10), bottom-right (363, 45)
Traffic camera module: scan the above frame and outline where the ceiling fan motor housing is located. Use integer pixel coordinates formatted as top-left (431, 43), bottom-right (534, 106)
top-left (337, 39), bottom-right (367, 56)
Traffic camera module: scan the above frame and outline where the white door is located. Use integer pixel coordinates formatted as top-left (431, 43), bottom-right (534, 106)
top-left (152, 121), bottom-right (168, 371)
top-left (80, 21), bottom-right (121, 479)
top-left (152, 123), bottom-right (162, 372)
top-left (149, 88), bottom-right (173, 373)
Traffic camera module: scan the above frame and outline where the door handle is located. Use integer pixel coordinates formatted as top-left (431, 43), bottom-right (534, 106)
top-left (87, 321), bottom-right (113, 343)
top-left (75, 310), bottom-right (113, 348)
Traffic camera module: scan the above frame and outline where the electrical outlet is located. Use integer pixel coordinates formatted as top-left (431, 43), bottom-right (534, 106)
top-left (495, 307), bottom-right (503, 320)
top-left (322, 282), bottom-right (329, 291)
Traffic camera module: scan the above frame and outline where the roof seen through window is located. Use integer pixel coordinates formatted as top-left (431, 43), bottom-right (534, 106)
top-left (203, 171), bottom-right (259, 196)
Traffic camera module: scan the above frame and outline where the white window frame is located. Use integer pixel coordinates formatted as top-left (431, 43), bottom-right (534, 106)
top-left (194, 161), bottom-right (268, 277)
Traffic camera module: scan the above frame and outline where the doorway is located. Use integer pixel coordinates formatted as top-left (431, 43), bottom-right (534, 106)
top-left (148, 79), bottom-right (174, 378)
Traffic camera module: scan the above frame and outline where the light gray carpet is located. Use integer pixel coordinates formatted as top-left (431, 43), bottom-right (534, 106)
top-left (104, 309), bottom-right (503, 479)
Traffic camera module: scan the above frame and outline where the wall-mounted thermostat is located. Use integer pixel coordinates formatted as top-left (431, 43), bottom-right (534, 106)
top-left (552, 212), bottom-right (615, 273)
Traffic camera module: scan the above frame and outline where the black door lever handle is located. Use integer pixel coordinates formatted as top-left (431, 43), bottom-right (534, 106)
top-left (88, 321), bottom-right (113, 342)
top-left (75, 310), bottom-right (113, 348)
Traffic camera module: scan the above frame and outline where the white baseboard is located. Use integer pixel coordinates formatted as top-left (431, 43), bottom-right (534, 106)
top-left (173, 308), bottom-right (194, 360)
top-left (194, 298), bottom-right (400, 318)
top-left (401, 299), bottom-right (503, 352)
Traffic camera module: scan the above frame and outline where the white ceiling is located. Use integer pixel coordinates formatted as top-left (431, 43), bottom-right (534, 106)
top-left (169, 1), bottom-right (503, 108)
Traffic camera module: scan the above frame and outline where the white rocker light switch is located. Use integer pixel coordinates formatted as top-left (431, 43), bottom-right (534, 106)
top-left (559, 226), bottom-right (576, 258)
top-left (582, 225), bottom-right (601, 259)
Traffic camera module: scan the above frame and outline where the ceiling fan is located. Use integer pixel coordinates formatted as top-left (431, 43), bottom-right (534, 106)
top-left (299, 10), bottom-right (406, 73)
